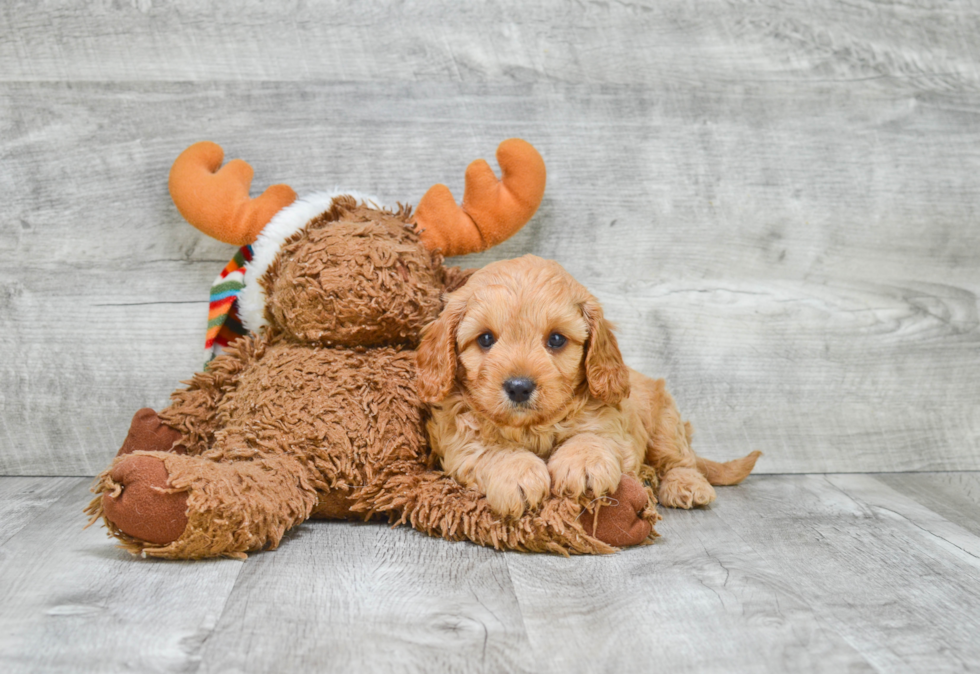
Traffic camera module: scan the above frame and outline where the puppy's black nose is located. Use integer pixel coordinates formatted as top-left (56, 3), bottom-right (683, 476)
top-left (503, 377), bottom-right (536, 404)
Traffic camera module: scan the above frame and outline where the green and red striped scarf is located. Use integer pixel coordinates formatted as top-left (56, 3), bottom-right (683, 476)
top-left (205, 245), bottom-right (252, 366)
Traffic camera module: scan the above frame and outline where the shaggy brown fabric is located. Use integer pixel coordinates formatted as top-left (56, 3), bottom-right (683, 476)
top-left (89, 199), bottom-right (657, 558)
top-left (354, 462), bottom-right (660, 555)
top-left (264, 200), bottom-right (445, 347)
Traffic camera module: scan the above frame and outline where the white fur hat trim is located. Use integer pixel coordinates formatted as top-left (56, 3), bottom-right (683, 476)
top-left (238, 190), bottom-right (382, 333)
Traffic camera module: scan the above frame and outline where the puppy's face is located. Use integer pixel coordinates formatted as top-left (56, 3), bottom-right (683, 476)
top-left (417, 255), bottom-right (630, 427)
top-left (455, 269), bottom-right (589, 426)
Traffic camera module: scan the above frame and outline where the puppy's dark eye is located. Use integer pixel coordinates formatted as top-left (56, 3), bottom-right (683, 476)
top-left (547, 333), bottom-right (567, 349)
top-left (477, 332), bottom-right (496, 349)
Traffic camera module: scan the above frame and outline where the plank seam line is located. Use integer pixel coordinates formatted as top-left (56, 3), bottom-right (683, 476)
top-left (871, 504), bottom-right (980, 563)
top-left (185, 557), bottom-right (247, 673)
top-left (503, 556), bottom-right (541, 668)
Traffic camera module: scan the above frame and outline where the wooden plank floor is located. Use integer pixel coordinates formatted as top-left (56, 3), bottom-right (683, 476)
top-left (1, 474), bottom-right (977, 673)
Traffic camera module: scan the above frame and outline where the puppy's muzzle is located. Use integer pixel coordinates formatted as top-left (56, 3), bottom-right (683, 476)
top-left (503, 377), bottom-right (536, 404)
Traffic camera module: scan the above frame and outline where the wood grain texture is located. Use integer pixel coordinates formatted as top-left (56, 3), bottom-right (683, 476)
top-left (507, 475), bottom-right (980, 673)
top-left (3, 474), bottom-right (980, 672)
top-left (3, 80), bottom-right (978, 475)
top-left (0, 477), bottom-right (78, 546)
top-left (1, 0), bottom-right (978, 90)
top-left (713, 475), bottom-right (980, 673)
top-left (2, 1), bottom-right (980, 475)
top-left (0, 480), bottom-right (244, 674)
top-left (876, 471), bottom-right (980, 539)
top-left (195, 521), bottom-right (534, 674)
top-left (505, 492), bottom-right (877, 673)
top-left (828, 473), bottom-right (980, 565)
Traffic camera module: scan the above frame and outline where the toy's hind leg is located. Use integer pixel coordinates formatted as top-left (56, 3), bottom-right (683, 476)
top-left (355, 461), bottom-right (659, 553)
top-left (88, 451), bottom-right (320, 559)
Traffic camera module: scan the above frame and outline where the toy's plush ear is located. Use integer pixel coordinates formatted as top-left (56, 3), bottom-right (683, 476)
top-left (414, 138), bottom-right (546, 257)
top-left (169, 141), bottom-right (297, 246)
top-left (441, 266), bottom-right (476, 293)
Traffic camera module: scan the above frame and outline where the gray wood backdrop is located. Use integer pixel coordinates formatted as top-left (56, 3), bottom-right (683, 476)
top-left (1, 1), bottom-right (978, 476)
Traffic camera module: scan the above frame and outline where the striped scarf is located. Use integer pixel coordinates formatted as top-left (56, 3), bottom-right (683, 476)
top-left (205, 245), bottom-right (253, 366)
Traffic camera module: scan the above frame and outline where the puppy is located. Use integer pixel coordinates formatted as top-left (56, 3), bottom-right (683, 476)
top-left (416, 255), bottom-right (759, 518)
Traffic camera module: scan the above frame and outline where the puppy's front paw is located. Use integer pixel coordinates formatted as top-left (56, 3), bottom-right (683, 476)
top-left (548, 435), bottom-right (623, 500)
top-left (658, 467), bottom-right (716, 509)
top-left (483, 453), bottom-right (551, 518)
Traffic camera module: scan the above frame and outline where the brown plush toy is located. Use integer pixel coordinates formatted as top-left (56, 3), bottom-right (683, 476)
top-left (86, 139), bottom-right (665, 559)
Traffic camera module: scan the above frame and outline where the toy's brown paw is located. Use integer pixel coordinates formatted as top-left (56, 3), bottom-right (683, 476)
top-left (101, 455), bottom-right (188, 545)
top-left (580, 474), bottom-right (653, 547)
top-left (117, 408), bottom-right (185, 457)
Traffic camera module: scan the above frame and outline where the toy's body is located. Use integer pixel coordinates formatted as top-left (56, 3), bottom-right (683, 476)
top-left (88, 141), bottom-right (663, 558)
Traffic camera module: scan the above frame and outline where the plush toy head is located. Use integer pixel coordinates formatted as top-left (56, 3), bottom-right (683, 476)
top-left (252, 198), bottom-right (444, 348)
top-left (168, 140), bottom-right (546, 352)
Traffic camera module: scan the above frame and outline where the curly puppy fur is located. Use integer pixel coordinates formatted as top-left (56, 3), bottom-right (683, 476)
top-left (418, 255), bottom-right (757, 518)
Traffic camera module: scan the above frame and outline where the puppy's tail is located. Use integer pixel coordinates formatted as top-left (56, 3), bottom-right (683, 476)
top-left (695, 451), bottom-right (762, 486)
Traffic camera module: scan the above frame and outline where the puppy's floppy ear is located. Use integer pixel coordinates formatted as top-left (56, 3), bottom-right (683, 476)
top-left (582, 298), bottom-right (631, 405)
top-left (417, 296), bottom-right (466, 403)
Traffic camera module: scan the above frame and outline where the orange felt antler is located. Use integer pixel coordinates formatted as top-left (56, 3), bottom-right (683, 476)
top-left (168, 142), bottom-right (297, 246)
top-left (414, 138), bottom-right (546, 257)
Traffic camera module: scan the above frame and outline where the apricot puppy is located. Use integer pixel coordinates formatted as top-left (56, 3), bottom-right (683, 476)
top-left (417, 255), bottom-right (759, 518)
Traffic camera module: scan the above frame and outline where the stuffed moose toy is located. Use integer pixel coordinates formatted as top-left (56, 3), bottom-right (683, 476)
top-left (86, 139), bottom-right (683, 558)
